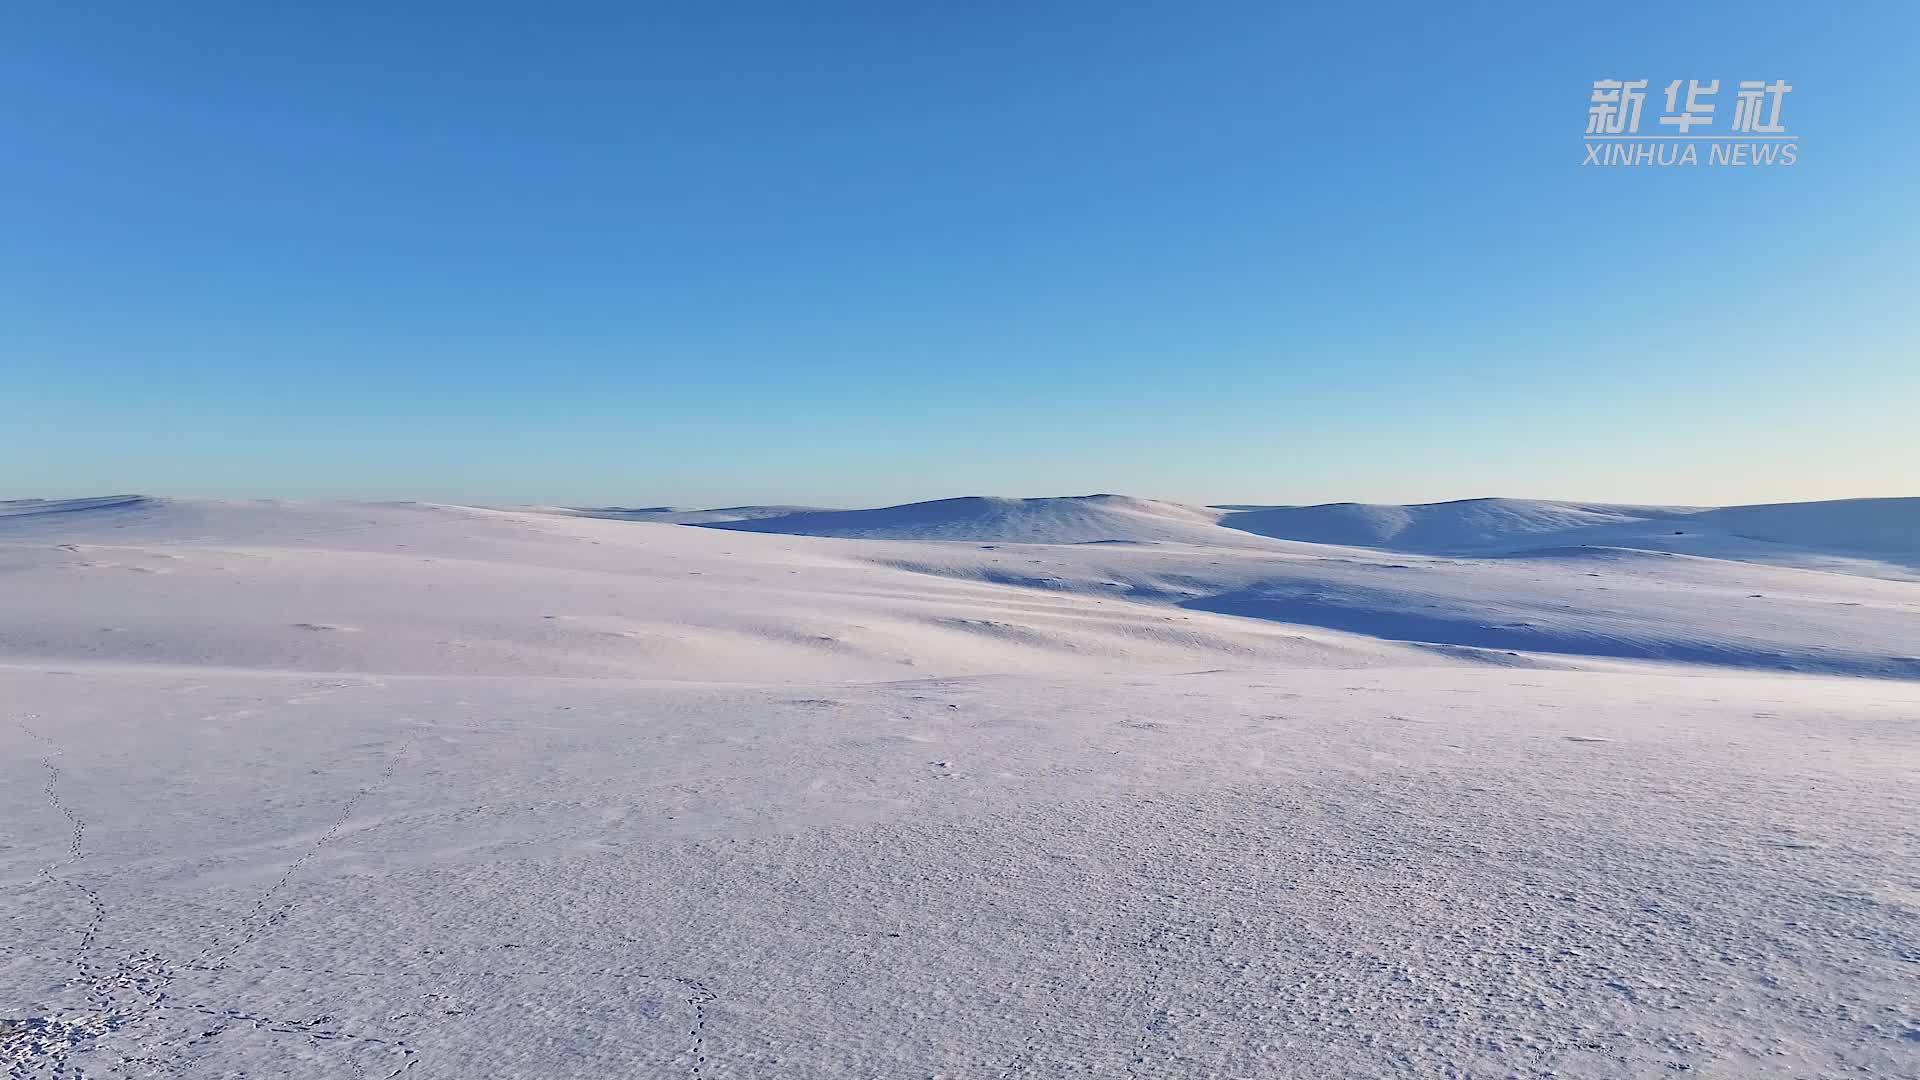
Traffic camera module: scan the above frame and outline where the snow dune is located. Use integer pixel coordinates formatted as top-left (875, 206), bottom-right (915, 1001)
top-left (5, 495), bottom-right (1914, 680)
top-left (0, 494), bottom-right (150, 518)
top-left (867, 537), bottom-right (1920, 679)
top-left (541, 504), bottom-right (837, 524)
top-left (1691, 497), bottom-right (1920, 554)
top-left (663, 492), bottom-right (1920, 579)
top-left (695, 493), bottom-right (1253, 546)
top-left (1218, 496), bottom-right (1920, 577)
top-left (3, 493), bottom-right (1917, 1078)
top-left (1216, 497), bottom-right (1698, 551)
top-left (0, 497), bottom-right (1414, 682)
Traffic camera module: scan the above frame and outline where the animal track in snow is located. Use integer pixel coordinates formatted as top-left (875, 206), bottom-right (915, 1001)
top-left (199, 740), bottom-right (413, 971)
top-left (1, 724), bottom-right (423, 1080)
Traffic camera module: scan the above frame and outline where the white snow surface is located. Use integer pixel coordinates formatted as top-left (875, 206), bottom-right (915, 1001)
top-left (697, 494), bottom-right (1256, 546)
top-left (671, 492), bottom-right (1920, 580)
top-left (1214, 497), bottom-right (1920, 580)
top-left (540, 505), bottom-right (839, 525)
top-left (3, 495), bottom-right (1916, 1078)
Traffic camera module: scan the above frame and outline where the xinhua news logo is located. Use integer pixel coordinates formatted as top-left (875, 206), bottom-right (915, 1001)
top-left (1584, 80), bottom-right (1797, 167)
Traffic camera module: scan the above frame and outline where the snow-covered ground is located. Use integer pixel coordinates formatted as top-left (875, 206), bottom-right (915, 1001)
top-left (3, 495), bottom-right (1916, 1078)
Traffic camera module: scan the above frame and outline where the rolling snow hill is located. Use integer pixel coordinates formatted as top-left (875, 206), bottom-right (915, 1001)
top-left (693, 493), bottom-right (1260, 546)
top-left (542, 504), bottom-right (837, 524)
top-left (1217, 496), bottom-right (1920, 577)
top-left (610, 492), bottom-right (1920, 579)
top-left (1216, 498), bottom-right (1698, 551)
top-left (0, 497), bottom-right (1410, 682)
top-left (7, 494), bottom-right (1912, 679)
top-left (3, 492), bottom-right (1917, 1079)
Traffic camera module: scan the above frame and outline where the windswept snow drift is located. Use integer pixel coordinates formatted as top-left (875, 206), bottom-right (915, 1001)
top-left (3, 494), bottom-right (1916, 1078)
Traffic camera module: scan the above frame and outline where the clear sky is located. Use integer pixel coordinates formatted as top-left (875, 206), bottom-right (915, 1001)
top-left (4, 2), bottom-right (1914, 509)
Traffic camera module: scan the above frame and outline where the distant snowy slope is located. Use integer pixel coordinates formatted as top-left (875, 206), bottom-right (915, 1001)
top-left (1218, 496), bottom-right (1920, 576)
top-left (696, 494), bottom-right (1258, 545)
top-left (0, 494), bottom-right (151, 518)
top-left (869, 540), bottom-right (1920, 679)
top-left (1218, 498), bottom-right (1697, 551)
top-left (0, 496), bottom-right (1412, 681)
top-left (539, 504), bottom-right (835, 524)
top-left (6, 493), bottom-right (1913, 680)
top-left (0, 495), bottom-right (494, 545)
top-left (681, 493), bottom-right (1918, 575)
top-left (520, 494), bottom-right (1919, 578)
top-left (1689, 498), bottom-right (1920, 554)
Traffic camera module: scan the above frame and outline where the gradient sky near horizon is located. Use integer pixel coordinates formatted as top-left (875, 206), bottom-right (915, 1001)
top-left (4, 2), bottom-right (1915, 509)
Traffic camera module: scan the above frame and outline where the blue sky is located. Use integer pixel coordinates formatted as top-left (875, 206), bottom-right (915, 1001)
top-left (4, 2), bottom-right (1914, 508)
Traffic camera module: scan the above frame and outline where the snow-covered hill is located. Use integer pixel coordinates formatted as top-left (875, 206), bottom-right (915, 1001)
top-left (0, 497), bottom-right (1408, 682)
top-left (694, 493), bottom-right (1250, 545)
top-left (0, 494), bottom-right (151, 518)
top-left (1216, 498), bottom-right (1695, 550)
top-left (7, 494), bottom-right (1911, 680)
top-left (1689, 497), bottom-right (1920, 554)
top-left (4, 493), bottom-right (1916, 1079)
top-left (1215, 496), bottom-right (1920, 579)
top-left (590, 493), bottom-right (1920, 580)
top-left (866, 534), bottom-right (1920, 679)
top-left (541, 504), bottom-right (837, 524)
